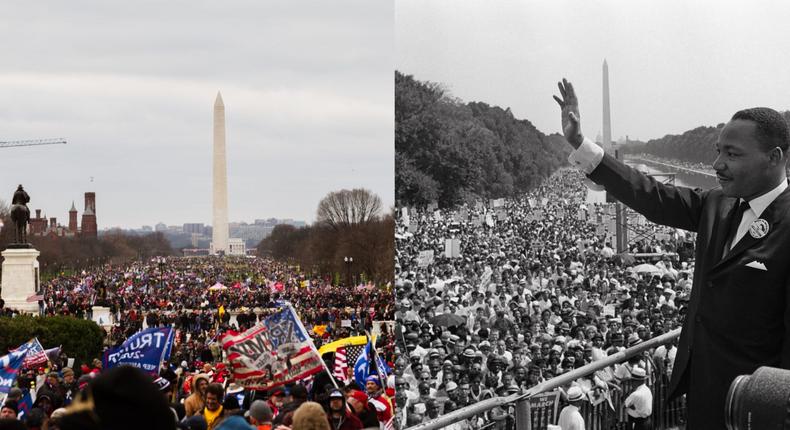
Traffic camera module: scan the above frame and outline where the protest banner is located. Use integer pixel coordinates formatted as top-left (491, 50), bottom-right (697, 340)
top-left (418, 250), bottom-right (435, 267)
top-left (485, 214), bottom-right (494, 227)
top-left (577, 208), bottom-right (586, 221)
top-left (533, 209), bottom-right (544, 221)
top-left (221, 305), bottom-right (324, 390)
top-left (0, 349), bottom-right (28, 394)
top-left (103, 327), bottom-right (175, 374)
top-left (408, 222), bottom-right (418, 233)
top-left (528, 391), bottom-right (561, 429)
top-left (401, 207), bottom-right (410, 225)
top-left (444, 238), bottom-right (461, 258)
top-left (471, 216), bottom-right (482, 227)
top-left (433, 210), bottom-right (442, 221)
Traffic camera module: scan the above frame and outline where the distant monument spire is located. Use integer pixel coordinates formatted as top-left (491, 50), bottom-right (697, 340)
top-left (602, 59), bottom-right (612, 153)
top-left (212, 91), bottom-right (229, 255)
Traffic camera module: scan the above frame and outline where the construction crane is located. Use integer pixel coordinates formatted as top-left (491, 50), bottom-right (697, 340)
top-left (0, 138), bottom-right (67, 149)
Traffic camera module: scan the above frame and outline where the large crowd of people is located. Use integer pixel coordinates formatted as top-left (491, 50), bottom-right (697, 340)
top-left (394, 168), bottom-right (693, 429)
top-left (0, 256), bottom-right (396, 430)
top-left (38, 257), bottom-right (393, 348)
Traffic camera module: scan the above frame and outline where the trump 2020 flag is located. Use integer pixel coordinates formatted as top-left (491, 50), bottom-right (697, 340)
top-left (354, 339), bottom-right (390, 387)
top-left (353, 341), bottom-right (371, 386)
top-left (221, 304), bottom-right (323, 390)
top-left (0, 348), bottom-right (28, 393)
top-left (103, 327), bottom-right (174, 375)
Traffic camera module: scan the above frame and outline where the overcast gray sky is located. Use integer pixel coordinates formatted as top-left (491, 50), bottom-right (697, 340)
top-left (397, 0), bottom-right (790, 144)
top-left (0, 1), bottom-right (393, 229)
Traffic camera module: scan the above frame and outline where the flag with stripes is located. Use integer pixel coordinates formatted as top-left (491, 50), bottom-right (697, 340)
top-left (221, 305), bottom-right (323, 390)
top-left (12, 338), bottom-right (48, 368)
top-left (333, 347), bottom-right (349, 382)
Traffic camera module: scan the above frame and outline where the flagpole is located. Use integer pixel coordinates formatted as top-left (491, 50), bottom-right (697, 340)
top-left (286, 302), bottom-right (342, 391)
top-left (365, 330), bottom-right (388, 391)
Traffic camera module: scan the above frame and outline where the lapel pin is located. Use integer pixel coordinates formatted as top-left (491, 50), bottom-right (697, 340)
top-left (749, 219), bottom-right (770, 239)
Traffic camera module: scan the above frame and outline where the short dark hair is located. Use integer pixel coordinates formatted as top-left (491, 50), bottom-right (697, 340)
top-left (732, 107), bottom-right (790, 152)
top-left (206, 383), bottom-right (224, 401)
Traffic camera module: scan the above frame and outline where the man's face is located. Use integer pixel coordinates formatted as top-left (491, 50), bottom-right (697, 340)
top-left (205, 392), bottom-right (221, 411)
top-left (330, 398), bottom-right (344, 412)
top-left (366, 381), bottom-right (379, 394)
top-left (0, 407), bottom-right (15, 419)
top-left (347, 397), bottom-right (364, 413)
top-left (64, 374), bottom-right (74, 384)
top-left (197, 379), bottom-right (208, 394)
top-left (714, 119), bottom-right (778, 200)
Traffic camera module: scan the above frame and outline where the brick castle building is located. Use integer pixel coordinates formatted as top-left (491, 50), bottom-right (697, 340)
top-left (29, 192), bottom-right (98, 238)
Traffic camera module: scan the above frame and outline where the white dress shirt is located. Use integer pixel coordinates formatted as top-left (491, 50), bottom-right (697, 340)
top-left (624, 383), bottom-right (653, 418)
top-left (730, 180), bottom-right (787, 249)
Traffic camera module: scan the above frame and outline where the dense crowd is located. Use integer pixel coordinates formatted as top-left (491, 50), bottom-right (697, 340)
top-left (38, 257), bottom-right (393, 348)
top-left (394, 168), bottom-right (694, 429)
top-left (0, 362), bottom-right (394, 430)
top-left (0, 256), bottom-right (396, 430)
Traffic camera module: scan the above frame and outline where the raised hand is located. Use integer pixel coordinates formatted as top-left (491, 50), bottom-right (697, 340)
top-left (553, 78), bottom-right (584, 149)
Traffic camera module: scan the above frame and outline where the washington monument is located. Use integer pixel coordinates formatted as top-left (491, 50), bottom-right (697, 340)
top-left (602, 59), bottom-right (612, 153)
top-left (212, 92), bottom-right (229, 255)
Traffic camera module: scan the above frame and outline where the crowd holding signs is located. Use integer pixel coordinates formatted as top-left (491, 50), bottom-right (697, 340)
top-left (394, 168), bottom-right (692, 429)
top-left (0, 256), bottom-right (396, 430)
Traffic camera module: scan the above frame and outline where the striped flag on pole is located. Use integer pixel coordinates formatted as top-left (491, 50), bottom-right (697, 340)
top-left (221, 305), bottom-right (323, 390)
top-left (12, 338), bottom-right (48, 368)
top-left (333, 347), bottom-right (348, 382)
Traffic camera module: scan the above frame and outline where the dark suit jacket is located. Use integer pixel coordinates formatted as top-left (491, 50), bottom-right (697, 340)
top-left (588, 154), bottom-right (790, 430)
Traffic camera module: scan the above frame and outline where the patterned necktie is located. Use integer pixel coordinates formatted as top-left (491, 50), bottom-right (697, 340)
top-left (725, 200), bottom-right (750, 253)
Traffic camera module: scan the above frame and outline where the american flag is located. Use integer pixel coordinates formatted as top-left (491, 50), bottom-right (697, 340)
top-left (12, 338), bottom-right (48, 368)
top-left (328, 343), bottom-right (366, 384)
top-left (333, 347), bottom-right (349, 382)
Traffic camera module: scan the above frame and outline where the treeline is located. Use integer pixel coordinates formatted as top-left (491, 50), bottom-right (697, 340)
top-left (396, 71), bottom-right (570, 208)
top-left (621, 125), bottom-right (724, 164)
top-left (0, 210), bottom-right (174, 275)
top-left (622, 112), bottom-right (790, 163)
top-left (257, 216), bottom-right (394, 285)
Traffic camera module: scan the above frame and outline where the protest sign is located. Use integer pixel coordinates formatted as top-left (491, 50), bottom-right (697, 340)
top-left (103, 327), bottom-right (175, 374)
top-left (528, 391), bottom-right (560, 429)
top-left (221, 305), bottom-right (323, 390)
top-left (418, 250), bottom-right (435, 267)
top-left (444, 239), bottom-right (461, 258)
top-left (0, 349), bottom-right (27, 393)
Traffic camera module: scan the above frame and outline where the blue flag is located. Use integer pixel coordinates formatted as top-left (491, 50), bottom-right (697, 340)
top-left (353, 341), bottom-right (371, 386)
top-left (103, 326), bottom-right (174, 375)
top-left (17, 389), bottom-right (33, 418)
top-left (0, 349), bottom-right (28, 394)
top-left (353, 339), bottom-right (390, 387)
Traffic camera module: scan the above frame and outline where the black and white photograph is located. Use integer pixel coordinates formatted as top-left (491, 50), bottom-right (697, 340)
top-left (394, 1), bottom-right (790, 429)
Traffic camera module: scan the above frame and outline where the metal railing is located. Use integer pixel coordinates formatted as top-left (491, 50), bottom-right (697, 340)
top-left (407, 328), bottom-right (682, 430)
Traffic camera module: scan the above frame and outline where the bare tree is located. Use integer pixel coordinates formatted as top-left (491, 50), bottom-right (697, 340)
top-left (316, 188), bottom-right (382, 230)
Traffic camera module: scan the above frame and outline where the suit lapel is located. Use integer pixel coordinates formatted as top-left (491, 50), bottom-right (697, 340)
top-left (708, 198), bottom-right (737, 267)
top-left (711, 186), bottom-right (790, 273)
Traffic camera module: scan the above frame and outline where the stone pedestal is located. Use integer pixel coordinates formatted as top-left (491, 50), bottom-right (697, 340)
top-left (1, 248), bottom-right (41, 313)
top-left (92, 306), bottom-right (113, 328)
